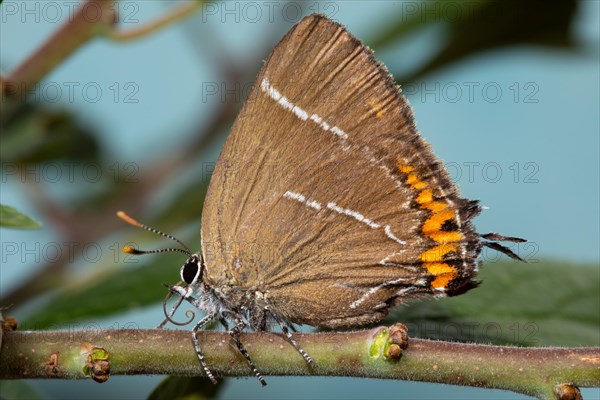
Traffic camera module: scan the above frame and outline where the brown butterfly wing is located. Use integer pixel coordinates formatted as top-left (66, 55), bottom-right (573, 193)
top-left (201, 15), bottom-right (482, 328)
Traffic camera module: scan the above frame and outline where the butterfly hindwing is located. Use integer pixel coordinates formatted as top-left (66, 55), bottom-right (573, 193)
top-left (201, 15), bottom-right (482, 328)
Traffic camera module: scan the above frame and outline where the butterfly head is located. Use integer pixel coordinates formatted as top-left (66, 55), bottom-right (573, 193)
top-left (180, 253), bottom-right (205, 286)
top-left (116, 211), bottom-right (203, 286)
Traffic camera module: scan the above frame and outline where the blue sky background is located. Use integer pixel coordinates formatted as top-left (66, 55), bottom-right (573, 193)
top-left (1, 1), bottom-right (599, 399)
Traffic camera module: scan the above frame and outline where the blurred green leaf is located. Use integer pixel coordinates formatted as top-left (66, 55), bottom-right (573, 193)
top-left (153, 176), bottom-right (210, 233)
top-left (368, 0), bottom-right (486, 49)
top-left (386, 260), bottom-right (600, 346)
top-left (0, 381), bottom-right (44, 400)
top-left (22, 246), bottom-right (190, 329)
top-left (0, 205), bottom-right (41, 229)
top-left (0, 100), bottom-right (100, 164)
top-left (148, 376), bottom-right (224, 400)
top-left (368, 0), bottom-right (579, 82)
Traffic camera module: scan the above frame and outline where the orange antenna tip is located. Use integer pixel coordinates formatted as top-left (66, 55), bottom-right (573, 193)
top-left (117, 211), bottom-right (192, 255)
top-left (117, 211), bottom-right (142, 227)
top-left (123, 246), bottom-right (142, 255)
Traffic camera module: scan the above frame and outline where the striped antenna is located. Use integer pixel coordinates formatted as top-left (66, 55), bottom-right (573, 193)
top-left (117, 211), bottom-right (192, 256)
top-left (122, 245), bottom-right (191, 257)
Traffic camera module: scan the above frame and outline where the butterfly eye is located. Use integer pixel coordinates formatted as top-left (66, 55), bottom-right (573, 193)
top-left (181, 261), bottom-right (200, 284)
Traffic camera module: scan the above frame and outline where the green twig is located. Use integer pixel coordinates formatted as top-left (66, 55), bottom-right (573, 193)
top-left (0, 325), bottom-right (598, 399)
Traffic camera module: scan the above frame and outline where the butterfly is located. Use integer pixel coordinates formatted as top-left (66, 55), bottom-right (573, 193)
top-left (119, 13), bottom-right (524, 386)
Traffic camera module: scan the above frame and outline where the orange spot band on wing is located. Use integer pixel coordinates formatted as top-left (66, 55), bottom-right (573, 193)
top-left (428, 231), bottom-right (463, 243)
top-left (416, 189), bottom-right (433, 204)
top-left (420, 244), bottom-right (458, 262)
top-left (396, 160), bottom-right (463, 290)
top-left (411, 181), bottom-right (428, 190)
top-left (423, 209), bottom-right (455, 234)
top-left (431, 272), bottom-right (457, 289)
top-left (422, 201), bottom-right (447, 212)
top-left (415, 189), bottom-right (447, 212)
top-left (406, 173), bottom-right (422, 186)
top-left (398, 164), bottom-right (414, 173)
top-left (425, 262), bottom-right (456, 275)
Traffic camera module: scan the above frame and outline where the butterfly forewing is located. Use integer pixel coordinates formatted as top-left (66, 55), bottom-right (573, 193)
top-left (201, 15), bottom-right (481, 328)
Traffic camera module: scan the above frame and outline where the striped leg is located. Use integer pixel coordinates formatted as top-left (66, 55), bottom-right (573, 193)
top-left (269, 309), bottom-right (315, 367)
top-left (221, 317), bottom-right (267, 386)
top-left (191, 311), bottom-right (218, 384)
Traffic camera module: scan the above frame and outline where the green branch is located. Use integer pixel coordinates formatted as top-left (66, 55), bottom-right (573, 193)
top-left (0, 324), bottom-right (597, 399)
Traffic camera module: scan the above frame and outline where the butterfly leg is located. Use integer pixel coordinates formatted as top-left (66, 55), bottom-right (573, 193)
top-left (158, 284), bottom-right (201, 328)
top-left (157, 293), bottom-right (185, 328)
top-left (268, 308), bottom-right (315, 367)
top-left (220, 317), bottom-right (267, 386)
top-left (191, 310), bottom-right (218, 384)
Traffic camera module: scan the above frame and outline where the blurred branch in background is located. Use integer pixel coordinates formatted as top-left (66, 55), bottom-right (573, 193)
top-left (106, 0), bottom-right (205, 42)
top-left (0, 0), bottom-right (117, 103)
top-left (0, 0), bottom-right (207, 101)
